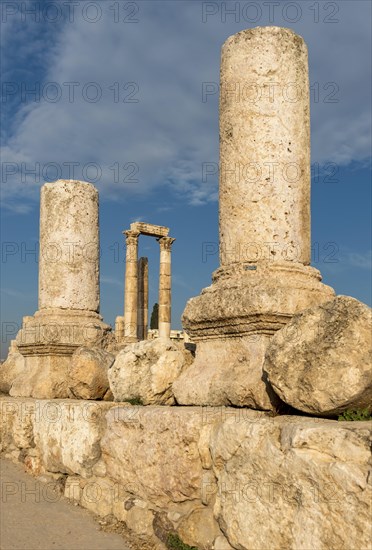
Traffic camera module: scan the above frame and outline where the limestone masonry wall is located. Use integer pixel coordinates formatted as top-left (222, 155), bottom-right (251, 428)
top-left (1, 397), bottom-right (371, 550)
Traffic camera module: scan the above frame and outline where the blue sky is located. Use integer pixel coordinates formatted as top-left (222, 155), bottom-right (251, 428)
top-left (1, 0), bottom-right (371, 358)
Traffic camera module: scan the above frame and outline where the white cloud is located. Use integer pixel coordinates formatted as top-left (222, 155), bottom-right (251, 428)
top-left (1, 1), bottom-right (371, 210)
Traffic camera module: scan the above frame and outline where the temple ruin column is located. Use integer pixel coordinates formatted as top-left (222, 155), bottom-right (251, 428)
top-left (177, 27), bottom-right (335, 410)
top-left (137, 257), bottom-right (149, 340)
top-left (158, 237), bottom-right (175, 339)
top-left (38, 180), bottom-right (100, 311)
top-left (219, 27), bottom-right (310, 267)
top-left (15, 180), bottom-right (111, 398)
top-left (116, 223), bottom-right (172, 344)
top-left (123, 229), bottom-right (140, 341)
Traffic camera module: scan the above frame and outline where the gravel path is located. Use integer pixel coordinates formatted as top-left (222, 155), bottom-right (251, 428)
top-left (0, 458), bottom-right (130, 550)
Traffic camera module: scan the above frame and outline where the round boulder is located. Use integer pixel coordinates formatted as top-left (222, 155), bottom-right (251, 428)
top-left (68, 347), bottom-right (115, 400)
top-left (264, 296), bottom-right (372, 416)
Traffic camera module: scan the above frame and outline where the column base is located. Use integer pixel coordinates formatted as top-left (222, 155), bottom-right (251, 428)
top-left (16, 309), bottom-right (112, 351)
top-left (14, 308), bottom-right (112, 398)
top-left (178, 261), bottom-right (335, 410)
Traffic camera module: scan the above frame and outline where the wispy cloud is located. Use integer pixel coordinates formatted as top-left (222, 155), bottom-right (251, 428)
top-left (1, 288), bottom-right (28, 298)
top-left (100, 276), bottom-right (122, 287)
top-left (172, 274), bottom-right (194, 291)
top-left (321, 247), bottom-right (372, 275)
top-left (0, 201), bottom-right (34, 214)
top-left (346, 250), bottom-right (372, 270)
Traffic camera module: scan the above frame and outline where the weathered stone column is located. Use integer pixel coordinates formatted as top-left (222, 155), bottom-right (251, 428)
top-left (219, 26), bottom-right (310, 267)
top-left (137, 257), bottom-right (149, 340)
top-left (15, 180), bottom-right (111, 399)
top-left (158, 237), bottom-right (175, 339)
top-left (175, 28), bottom-right (334, 411)
top-left (123, 229), bottom-right (140, 342)
top-left (38, 180), bottom-right (100, 310)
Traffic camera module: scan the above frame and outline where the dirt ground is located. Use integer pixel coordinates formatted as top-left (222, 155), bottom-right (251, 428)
top-left (0, 458), bottom-right (131, 550)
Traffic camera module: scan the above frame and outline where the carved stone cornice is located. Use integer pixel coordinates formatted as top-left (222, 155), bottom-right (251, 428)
top-left (17, 342), bottom-right (81, 357)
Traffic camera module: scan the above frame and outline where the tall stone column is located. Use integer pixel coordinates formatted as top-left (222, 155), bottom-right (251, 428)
top-left (123, 229), bottom-right (140, 341)
top-left (219, 26), bottom-right (310, 267)
top-left (176, 28), bottom-right (334, 410)
top-left (38, 180), bottom-right (100, 311)
top-left (137, 257), bottom-right (149, 340)
top-left (15, 180), bottom-right (111, 398)
top-left (158, 237), bottom-right (175, 339)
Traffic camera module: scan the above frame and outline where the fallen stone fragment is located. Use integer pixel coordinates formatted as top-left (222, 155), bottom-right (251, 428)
top-left (264, 295), bottom-right (372, 416)
top-left (108, 339), bottom-right (193, 405)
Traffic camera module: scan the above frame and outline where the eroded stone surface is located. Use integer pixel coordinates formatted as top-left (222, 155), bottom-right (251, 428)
top-left (178, 507), bottom-right (221, 548)
top-left (173, 336), bottom-right (279, 410)
top-left (181, 263), bottom-right (334, 409)
top-left (0, 343), bottom-right (25, 394)
top-left (32, 401), bottom-right (115, 477)
top-left (1, 398), bottom-right (370, 550)
top-left (211, 416), bottom-right (372, 550)
top-left (101, 407), bottom-right (207, 506)
top-left (10, 356), bottom-right (71, 399)
top-left (0, 399), bottom-right (114, 476)
top-left (219, 26), bottom-right (311, 266)
top-left (68, 347), bottom-right (115, 400)
top-left (109, 339), bottom-right (193, 405)
top-left (38, 180), bottom-right (99, 311)
top-left (0, 398), bottom-right (35, 454)
top-left (264, 296), bottom-right (372, 415)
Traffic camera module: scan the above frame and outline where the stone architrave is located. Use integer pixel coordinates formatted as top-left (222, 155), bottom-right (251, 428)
top-left (13, 180), bottom-right (111, 398)
top-left (174, 27), bottom-right (335, 410)
top-left (130, 222), bottom-right (169, 237)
